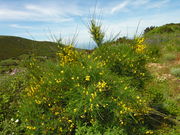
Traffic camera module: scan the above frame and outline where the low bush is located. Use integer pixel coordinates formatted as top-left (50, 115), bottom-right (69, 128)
top-left (92, 38), bottom-right (150, 89)
top-left (0, 73), bottom-right (28, 134)
top-left (170, 67), bottom-right (180, 77)
top-left (163, 53), bottom-right (176, 61)
top-left (1, 36), bottom-right (179, 134)
top-left (17, 45), bottom-right (157, 135)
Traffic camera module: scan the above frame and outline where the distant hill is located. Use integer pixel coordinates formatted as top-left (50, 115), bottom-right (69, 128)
top-left (0, 36), bottom-right (59, 60)
top-left (144, 23), bottom-right (180, 35)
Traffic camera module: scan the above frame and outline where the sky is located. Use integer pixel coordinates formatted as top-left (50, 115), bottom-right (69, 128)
top-left (0, 0), bottom-right (179, 49)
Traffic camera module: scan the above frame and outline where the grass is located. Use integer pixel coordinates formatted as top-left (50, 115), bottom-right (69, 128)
top-left (170, 67), bottom-right (180, 77)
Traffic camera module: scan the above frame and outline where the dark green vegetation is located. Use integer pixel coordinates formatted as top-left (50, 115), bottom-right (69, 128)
top-left (144, 23), bottom-right (180, 34)
top-left (0, 23), bottom-right (180, 135)
top-left (0, 36), bottom-right (59, 60)
top-left (0, 36), bottom-right (60, 74)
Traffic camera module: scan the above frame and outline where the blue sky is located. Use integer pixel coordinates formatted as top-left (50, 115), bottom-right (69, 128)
top-left (0, 0), bottom-right (179, 48)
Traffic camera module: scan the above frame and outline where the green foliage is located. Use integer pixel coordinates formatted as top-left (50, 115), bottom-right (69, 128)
top-left (0, 58), bottom-right (19, 74)
top-left (144, 23), bottom-right (180, 35)
top-left (0, 73), bottom-right (27, 120)
top-left (0, 36), bottom-right (59, 60)
top-left (170, 67), bottom-right (180, 77)
top-left (144, 25), bottom-right (180, 63)
top-left (0, 22), bottom-right (179, 135)
top-left (115, 37), bottom-right (134, 45)
top-left (163, 53), bottom-right (176, 61)
top-left (146, 44), bottom-right (161, 61)
top-left (92, 42), bottom-right (150, 89)
top-left (0, 73), bottom-right (28, 134)
top-left (76, 124), bottom-right (127, 135)
top-left (0, 58), bottom-right (18, 66)
top-left (17, 45), bottom-right (159, 135)
top-left (0, 119), bottom-right (22, 135)
top-left (144, 26), bottom-right (156, 34)
top-left (157, 124), bottom-right (180, 135)
top-left (89, 19), bottom-right (105, 47)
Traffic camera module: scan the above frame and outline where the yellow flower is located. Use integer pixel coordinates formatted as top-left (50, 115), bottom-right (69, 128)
top-left (85, 76), bottom-right (90, 81)
top-left (59, 127), bottom-right (63, 132)
top-left (55, 112), bottom-right (60, 115)
top-left (136, 96), bottom-right (140, 99)
top-left (146, 130), bottom-right (153, 134)
top-left (80, 115), bottom-right (85, 118)
top-left (55, 79), bottom-right (61, 83)
top-left (73, 108), bottom-right (77, 112)
top-left (76, 83), bottom-right (80, 87)
top-left (26, 126), bottom-right (36, 130)
top-left (99, 72), bottom-right (103, 75)
top-left (90, 104), bottom-right (93, 111)
top-left (97, 81), bottom-right (107, 89)
top-left (35, 99), bottom-right (41, 104)
top-left (68, 120), bottom-right (72, 123)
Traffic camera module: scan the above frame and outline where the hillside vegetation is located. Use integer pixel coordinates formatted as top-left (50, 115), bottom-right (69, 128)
top-left (144, 23), bottom-right (180, 35)
top-left (0, 23), bottom-right (180, 135)
top-left (0, 36), bottom-right (59, 60)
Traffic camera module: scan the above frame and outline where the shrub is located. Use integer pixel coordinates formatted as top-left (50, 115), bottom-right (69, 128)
top-left (76, 125), bottom-right (127, 135)
top-left (0, 58), bottom-right (18, 66)
top-left (92, 38), bottom-right (150, 89)
top-left (88, 19), bottom-right (105, 47)
top-left (144, 26), bottom-right (156, 34)
top-left (0, 119), bottom-right (22, 135)
top-left (0, 73), bottom-right (28, 134)
top-left (163, 53), bottom-right (176, 61)
top-left (170, 67), bottom-right (180, 77)
top-left (147, 45), bottom-right (161, 61)
top-left (18, 45), bottom-right (155, 135)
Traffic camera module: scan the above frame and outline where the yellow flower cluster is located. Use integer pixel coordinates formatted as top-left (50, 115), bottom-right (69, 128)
top-left (135, 37), bottom-right (146, 53)
top-left (97, 80), bottom-right (107, 92)
top-left (85, 75), bottom-right (90, 81)
top-left (26, 125), bottom-right (36, 130)
top-left (26, 85), bottom-right (39, 97)
top-left (57, 45), bottom-right (78, 66)
top-left (146, 130), bottom-right (154, 134)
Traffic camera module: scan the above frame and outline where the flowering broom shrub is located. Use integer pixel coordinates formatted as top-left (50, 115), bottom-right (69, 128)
top-left (17, 45), bottom-right (158, 135)
top-left (88, 19), bottom-right (105, 47)
top-left (92, 38), bottom-right (150, 89)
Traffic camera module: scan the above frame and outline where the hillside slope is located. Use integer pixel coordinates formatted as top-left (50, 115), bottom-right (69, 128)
top-left (0, 36), bottom-right (59, 60)
top-left (144, 23), bottom-right (180, 35)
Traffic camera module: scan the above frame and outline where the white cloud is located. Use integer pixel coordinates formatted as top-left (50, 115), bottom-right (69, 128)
top-left (131, 0), bottom-right (149, 7)
top-left (9, 24), bottom-right (34, 29)
top-left (0, 9), bottom-right (31, 20)
top-left (108, 0), bottom-right (171, 14)
top-left (0, 2), bottom-right (84, 22)
top-left (0, 8), bottom-right (73, 22)
top-left (111, 1), bottom-right (130, 14)
top-left (25, 4), bottom-right (59, 16)
top-left (147, 0), bottom-right (170, 9)
top-left (25, 3), bottom-right (82, 16)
